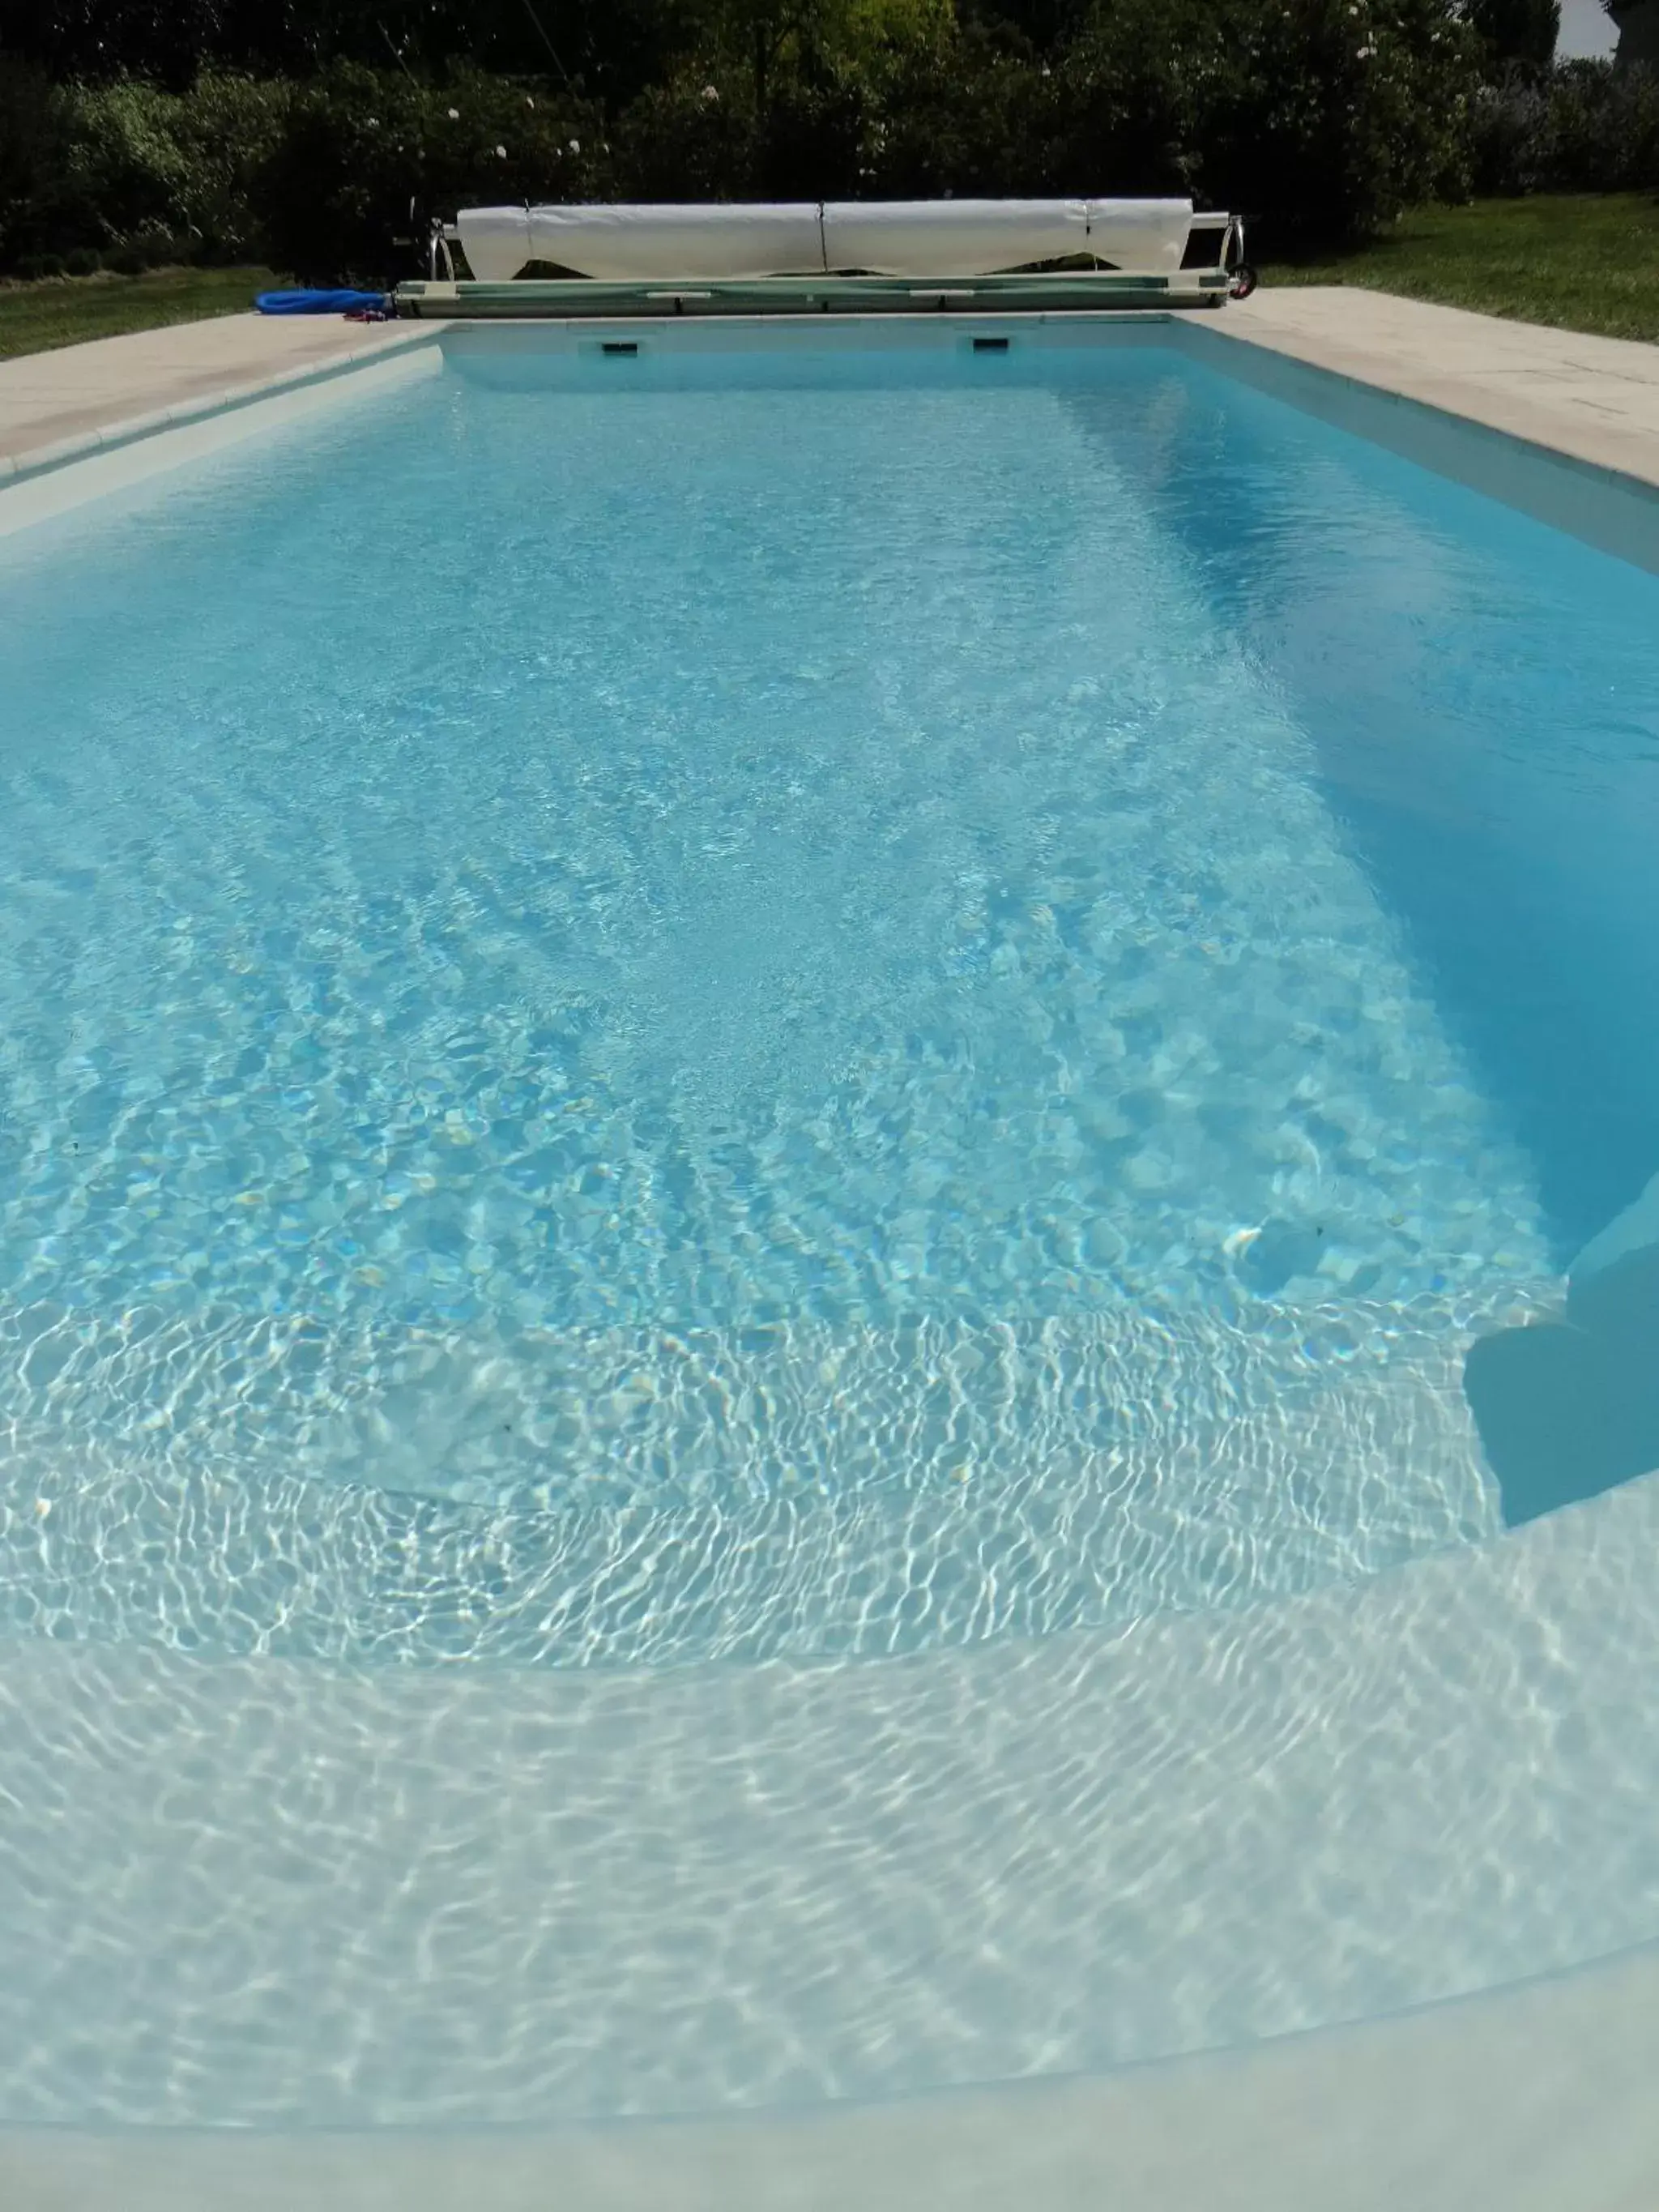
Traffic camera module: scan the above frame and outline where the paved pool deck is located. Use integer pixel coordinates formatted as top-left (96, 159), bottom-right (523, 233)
top-left (8, 1935), bottom-right (1659, 2210)
top-left (0, 288), bottom-right (1656, 485)
top-left (0, 313), bottom-right (432, 478)
top-left (1213, 287), bottom-right (1659, 488)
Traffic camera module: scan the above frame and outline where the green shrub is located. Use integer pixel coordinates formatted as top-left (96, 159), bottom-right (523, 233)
top-left (164, 73), bottom-right (294, 261)
top-left (757, 73), bottom-right (867, 196)
top-left (859, 0), bottom-right (1476, 248)
top-left (1471, 59), bottom-right (1659, 194)
top-left (1135, 0), bottom-right (1475, 251)
top-left (857, 34), bottom-right (1063, 195)
top-left (0, 58), bottom-right (75, 268)
top-left (55, 79), bottom-right (198, 252)
top-left (0, 0), bottom-right (1501, 283)
top-left (609, 69), bottom-right (868, 205)
top-left (254, 62), bottom-right (611, 284)
top-left (621, 0), bottom-right (1480, 243)
top-left (0, 66), bottom-right (291, 270)
top-left (609, 76), bottom-right (762, 199)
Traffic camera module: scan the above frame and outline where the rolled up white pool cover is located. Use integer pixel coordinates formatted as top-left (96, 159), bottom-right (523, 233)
top-left (456, 199), bottom-right (1194, 283)
top-left (825, 199), bottom-right (1191, 276)
top-left (458, 203), bottom-right (825, 282)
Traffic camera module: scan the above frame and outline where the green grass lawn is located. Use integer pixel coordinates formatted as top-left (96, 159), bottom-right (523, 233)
top-left (0, 264), bottom-right (279, 362)
top-left (1264, 194), bottom-right (1659, 344)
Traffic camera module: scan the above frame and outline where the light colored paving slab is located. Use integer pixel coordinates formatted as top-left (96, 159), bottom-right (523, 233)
top-left (1211, 286), bottom-right (1659, 487)
top-left (6, 1935), bottom-right (1659, 2212)
top-left (0, 313), bottom-right (435, 473)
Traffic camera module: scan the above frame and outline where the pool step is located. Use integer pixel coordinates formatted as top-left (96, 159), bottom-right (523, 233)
top-left (0, 1294), bottom-right (1525, 1665)
top-left (0, 1466), bottom-right (1654, 2128)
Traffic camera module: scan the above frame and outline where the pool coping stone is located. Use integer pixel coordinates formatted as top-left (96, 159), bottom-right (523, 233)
top-left (1, 291), bottom-right (1655, 499)
top-left (1209, 287), bottom-right (1659, 491)
top-left (0, 317), bottom-right (441, 484)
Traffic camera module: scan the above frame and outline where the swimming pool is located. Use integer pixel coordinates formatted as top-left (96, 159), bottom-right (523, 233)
top-left (2, 318), bottom-right (1657, 2142)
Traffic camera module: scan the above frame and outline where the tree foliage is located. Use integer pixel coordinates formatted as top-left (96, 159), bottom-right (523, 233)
top-left (1467, 0), bottom-right (1561, 70)
top-left (4, 0), bottom-right (1648, 284)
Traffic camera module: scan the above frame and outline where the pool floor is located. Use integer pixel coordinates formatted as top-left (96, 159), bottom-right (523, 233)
top-left (11, 332), bottom-right (1644, 1663)
top-left (2, 318), bottom-right (1659, 2134)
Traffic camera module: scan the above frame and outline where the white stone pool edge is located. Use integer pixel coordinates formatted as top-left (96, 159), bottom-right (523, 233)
top-left (1214, 287), bottom-right (1659, 494)
top-left (0, 322), bottom-right (442, 535)
top-left (4, 305), bottom-right (1659, 2206)
top-left (9, 1933), bottom-right (1659, 2211)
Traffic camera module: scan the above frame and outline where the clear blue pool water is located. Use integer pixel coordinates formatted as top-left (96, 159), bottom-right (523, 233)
top-left (1, 330), bottom-right (1656, 1666)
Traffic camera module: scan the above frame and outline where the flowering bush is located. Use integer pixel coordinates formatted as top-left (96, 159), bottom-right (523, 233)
top-left (0, 0), bottom-right (1598, 282)
top-left (254, 64), bottom-right (609, 283)
top-left (856, 0), bottom-right (1477, 247)
top-left (1194, 0), bottom-right (1480, 246)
